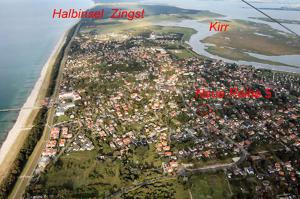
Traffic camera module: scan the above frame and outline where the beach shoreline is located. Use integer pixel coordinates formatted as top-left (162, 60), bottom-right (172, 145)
top-left (0, 30), bottom-right (68, 180)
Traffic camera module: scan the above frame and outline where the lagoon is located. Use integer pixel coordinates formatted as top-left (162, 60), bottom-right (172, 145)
top-left (149, 0), bottom-right (300, 72)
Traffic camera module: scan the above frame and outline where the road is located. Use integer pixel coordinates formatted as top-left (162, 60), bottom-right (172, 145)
top-left (0, 106), bottom-right (42, 112)
top-left (8, 24), bottom-right (80, 199)
top-left (178, 148), bottom-right (247, 174)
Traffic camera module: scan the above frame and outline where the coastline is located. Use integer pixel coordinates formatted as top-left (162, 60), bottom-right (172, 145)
top-left (0, 31), bottom-right (68, 180)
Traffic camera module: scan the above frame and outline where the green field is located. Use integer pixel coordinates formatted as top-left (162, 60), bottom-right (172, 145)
top-left (82, 21), bottom-right (197, 42)
top-left (170, 49), bottom-right (197, 59)
top-left (44, 151), bottom-right (121, 188)
top-left (132, 144), bottom-right (162, 167)
top-left (80, 4), bottom-right (223, 43)
top-left (123, 178), bottom-right (189, 199)
top-left (81, 4), bottom-right (222, 30)
top-left (27, 150), bottom-right (123, 198)
top-left (189, 173), bottom-right (232, 199)
top-left (27, 143), bottom-right (164, 198)
top-left (230, 176), bottom-right (259, 198)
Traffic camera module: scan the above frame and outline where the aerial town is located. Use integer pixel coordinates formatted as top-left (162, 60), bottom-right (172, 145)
top-left (25, 28), bottom-right (300, 198)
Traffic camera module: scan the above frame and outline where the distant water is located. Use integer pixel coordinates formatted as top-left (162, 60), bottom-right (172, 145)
top-left (144, 0), bottom-right (300, 71)
top-left (0, 0), bottom-right (93, 143)
top-left (143, 0), bottom-right (300, 34)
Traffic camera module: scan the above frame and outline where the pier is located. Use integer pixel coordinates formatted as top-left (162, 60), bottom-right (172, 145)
top-left (0, 106), bottom-right (42, 113)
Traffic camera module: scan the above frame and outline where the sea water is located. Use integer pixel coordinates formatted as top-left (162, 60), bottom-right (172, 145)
top-left (0, 0), bottom-right (93, 143)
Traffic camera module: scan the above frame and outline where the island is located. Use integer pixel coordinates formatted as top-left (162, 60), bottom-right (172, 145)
top-left (201, 19), bottom-right (300, 67)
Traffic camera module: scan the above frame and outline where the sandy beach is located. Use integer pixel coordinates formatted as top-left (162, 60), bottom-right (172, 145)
top-left (0, 31), bottom-right (68, 179)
